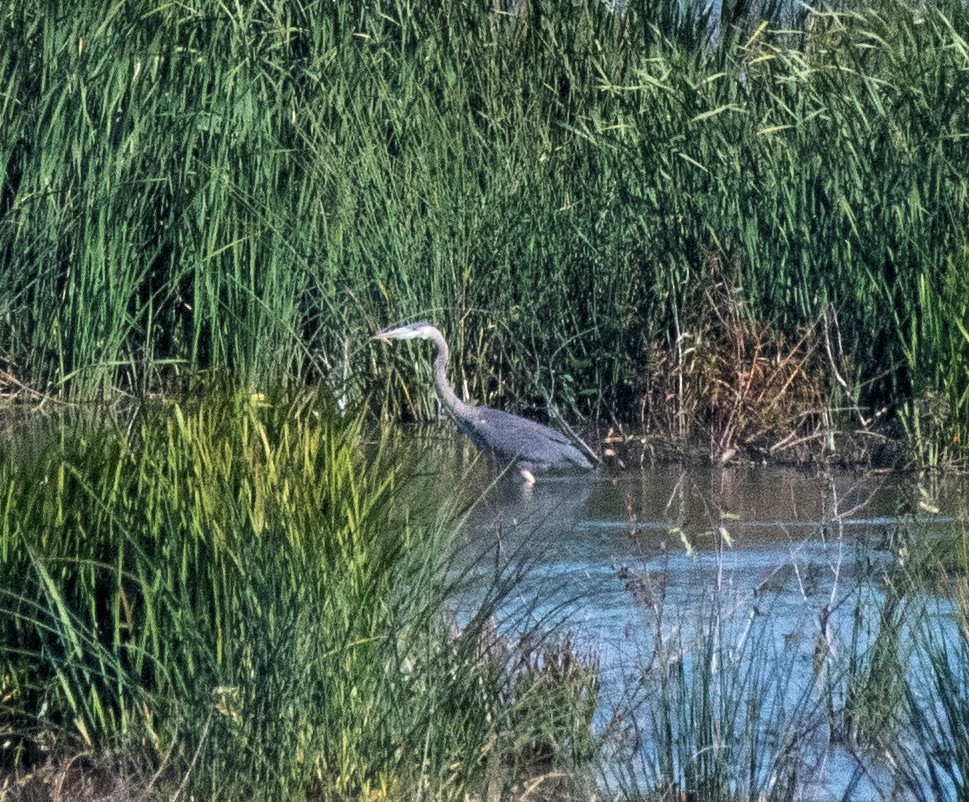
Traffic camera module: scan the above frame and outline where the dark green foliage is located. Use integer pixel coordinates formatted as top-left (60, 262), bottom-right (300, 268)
top-left (0, 0), bottom-right (966, 459)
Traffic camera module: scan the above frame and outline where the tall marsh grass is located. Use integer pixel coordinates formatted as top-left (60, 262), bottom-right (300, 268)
top-left (0, 392), bottom-right (598, 800)
top-left (1, 0), bottom-right (967, 461)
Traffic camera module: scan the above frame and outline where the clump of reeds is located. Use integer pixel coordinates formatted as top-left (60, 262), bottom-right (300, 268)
top-left (599, 486), bottom-right (969, 802)
top-left (603, 576), bottom-right (818, 801)
top-left (0, 390), bottom-right (599, 800)
top-left (1, 0), bottom-right (966, 460)
top-left (894, 594), bottom-right (969, 801)
top-left (886, 502), bottom-right (969, 800)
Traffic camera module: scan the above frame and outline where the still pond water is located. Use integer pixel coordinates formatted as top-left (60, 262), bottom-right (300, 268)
top-left (402, 431), bottom-right (967, 801)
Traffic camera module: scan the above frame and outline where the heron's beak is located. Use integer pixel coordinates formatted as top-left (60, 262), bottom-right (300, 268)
top-left (374, 324), bottom-right (411, 341)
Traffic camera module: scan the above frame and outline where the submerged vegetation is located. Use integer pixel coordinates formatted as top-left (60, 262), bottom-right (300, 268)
top-left (0, 0), bottom-right (966, 464)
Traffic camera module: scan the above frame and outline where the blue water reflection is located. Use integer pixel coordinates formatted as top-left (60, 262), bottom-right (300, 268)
top-left (411, 435), bottom-right (964, 800)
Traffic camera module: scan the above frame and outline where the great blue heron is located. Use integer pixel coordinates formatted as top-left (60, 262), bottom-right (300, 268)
top-left (375, 321), bottom-right (594, 483)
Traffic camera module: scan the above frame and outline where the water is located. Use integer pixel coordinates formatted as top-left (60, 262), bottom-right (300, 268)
top-left (408, 433), bottom-right (967, 800)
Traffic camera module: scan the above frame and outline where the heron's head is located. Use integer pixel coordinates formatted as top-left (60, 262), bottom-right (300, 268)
top-left (374, 321), bottom-right (438, 342)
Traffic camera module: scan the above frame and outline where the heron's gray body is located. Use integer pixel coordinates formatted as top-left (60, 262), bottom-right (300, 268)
top-left (375, 321), bottom-right (592, 477)
top-left (452, 405), bottom-right (591, 473)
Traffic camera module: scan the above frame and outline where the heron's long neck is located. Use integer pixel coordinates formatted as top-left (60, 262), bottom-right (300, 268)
top-left (429, 330), bottom-right (475, 421)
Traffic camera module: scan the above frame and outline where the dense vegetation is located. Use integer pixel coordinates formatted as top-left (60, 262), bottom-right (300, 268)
top-left (0, 0), bottom-right (966, 464)
top-left (2, 0), bottom-right (969, 795)
top-left (0, 392), bottom-right (599, 800)
top-left (3, 394), bottom-right (969, 800)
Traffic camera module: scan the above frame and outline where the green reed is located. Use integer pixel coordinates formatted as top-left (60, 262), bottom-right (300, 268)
top-left (896, 596), bottom-right (969, 800)
top-left (1, 0), bottom-right (966, 460)
top-left (602, 520), bottom-right (969, 802)
top-left (614, 598), bottom-right (812, 800)
top-left (0, 392), bottom-right (598, 800)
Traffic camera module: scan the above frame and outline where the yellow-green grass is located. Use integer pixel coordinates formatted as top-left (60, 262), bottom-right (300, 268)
top-left (0, 390), bottom-right (598, 800)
